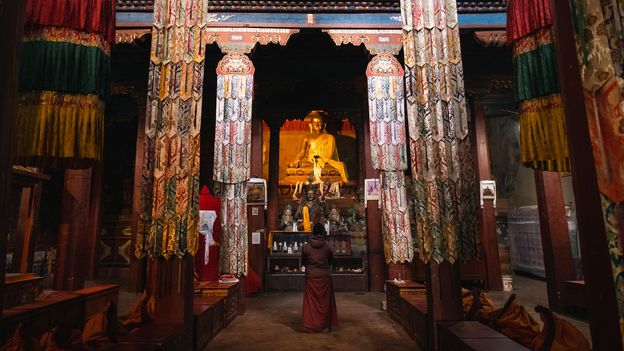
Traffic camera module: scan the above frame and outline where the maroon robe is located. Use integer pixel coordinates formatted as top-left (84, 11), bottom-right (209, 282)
top-left (301, 236), bottom-right (338, 331)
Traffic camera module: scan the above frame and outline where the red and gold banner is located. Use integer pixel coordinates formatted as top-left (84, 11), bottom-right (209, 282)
top-left (15, 0), bottom-right (114, 169)
top-left (507, 0), bottom-right (569, 172)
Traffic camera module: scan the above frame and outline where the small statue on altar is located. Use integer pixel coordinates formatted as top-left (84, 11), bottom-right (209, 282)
top-left (280, 204), bottom-right (294, 230)
top-left (328, 205), bottom-right (342, 234)
top-left (296, 187), bottom-right (324, 232)
top-left (289, 111), bottom-right (349, 183)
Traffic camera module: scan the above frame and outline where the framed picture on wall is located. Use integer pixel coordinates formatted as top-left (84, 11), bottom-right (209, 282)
top-left (247, 178), bottom-right (267, 209)
top-left (479, 180), bottom-right (497, 208)
top-left (364, 178), bottom-right (381, 202)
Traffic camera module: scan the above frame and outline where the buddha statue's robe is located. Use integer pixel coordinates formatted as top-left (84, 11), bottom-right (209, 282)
top-left (306, 133), bottom-right (348, 183)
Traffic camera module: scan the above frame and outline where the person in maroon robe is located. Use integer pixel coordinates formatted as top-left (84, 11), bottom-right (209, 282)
top-left (301, 223), bottom-right (338, 332)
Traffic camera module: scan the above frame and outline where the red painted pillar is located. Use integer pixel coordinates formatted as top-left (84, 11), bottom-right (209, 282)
top-left (362, 116), bottom-right (386, 290)
top-left (55, 169), bottom-right (93, 291)
top-left (534, 170), bottom-right (576, 312)
top-left (473, 103), bottom-right (503, 291)
top-left (0, 0), bottom-right (26, 314)
top-left (129, 96), bottom-right (147, 292)
top-left (550, 0), bottom-right (623, 348)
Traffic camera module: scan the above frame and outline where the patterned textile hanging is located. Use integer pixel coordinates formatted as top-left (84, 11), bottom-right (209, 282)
top-left (507, 0), bottom-right (570, 172)
top-left (214, 53), bottom-right (254, 276)
top-left (137, 0), bottom-right (207, 259)
top-left (366, 53), bottom-right (413, 263)
top-left (15, 0), bottom-right (115, 168)
top-left (400, 0), bottom-right (480, 263)
top-left (569, 0), bottom-right (624, 336)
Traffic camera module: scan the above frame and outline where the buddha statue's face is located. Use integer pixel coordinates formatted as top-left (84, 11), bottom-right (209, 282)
top-left (310, 117), bottom-right (324, 134)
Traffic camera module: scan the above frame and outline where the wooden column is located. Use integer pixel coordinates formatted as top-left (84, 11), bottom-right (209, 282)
top-left (85, 162), bottom-right (103, 280)
top-left (0, 0), bottom-right (26, 315)
top-left (55, 169), bottom-right (93, 291)
top-left (129, 97), bottom-right (147, 292)
top-left (426, 261), bottom-right (463, 351)
top-left (473, 103), bottom-right (503, 291)
top-left (248, 116), bottom-right (266, 290)
top-left (267, 123), bottom-right (280, 232)
top-left (362, 118), bottom-right (386, 290)
top-left (147, 254), bottom-right (194, 348)
top-left (10, 172), bottom-right (46, 274)
top-left (550, 0), bottom-right (623, 348)
top-left (534, 170), bottom-right (576, 312)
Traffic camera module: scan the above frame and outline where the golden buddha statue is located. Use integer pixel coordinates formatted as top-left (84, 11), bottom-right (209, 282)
top-left (288, 111), bottom-right (349, 183)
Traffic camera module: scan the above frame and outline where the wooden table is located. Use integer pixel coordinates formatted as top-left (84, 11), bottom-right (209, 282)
top-left (198, 281), bottom-right (240, 326)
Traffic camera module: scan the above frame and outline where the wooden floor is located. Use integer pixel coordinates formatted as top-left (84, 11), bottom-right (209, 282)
top-left (206, 291), bottom-right (420, 351)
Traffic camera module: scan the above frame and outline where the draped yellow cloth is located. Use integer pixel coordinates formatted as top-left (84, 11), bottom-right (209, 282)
top-left (519, 94), bottom-right (570, 172)
top-left (303, 206), bottom-right (311, 232)
top-left (16, 91), bottom-right (104, 168)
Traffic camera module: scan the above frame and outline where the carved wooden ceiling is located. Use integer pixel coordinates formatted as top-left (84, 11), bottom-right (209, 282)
top-left (116, 0), bottom-right (506, 13)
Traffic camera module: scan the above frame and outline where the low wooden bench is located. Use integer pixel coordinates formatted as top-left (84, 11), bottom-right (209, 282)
top-left (438, 321), bottom-right (531, 351)
top-left (117, 323), bottom-right (191, 351)
top-left (74, 284), bottom-right (119, 321)
top-left (193, 295), bottom-right (226, 351)
top-left (401, 294), bottom-right (429, 349)
top-left (197, 281), bottom-right (241, 327)
top-left (562, 280), bottom-right (586, 312)
top-left (1, 285), bottom-right (121, 346)
top-left (385, 280), bottom-right (426, 323)
top-left (5, 291), bottom-right (85, 339)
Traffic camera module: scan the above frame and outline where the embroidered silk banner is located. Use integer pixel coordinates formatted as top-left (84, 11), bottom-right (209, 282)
top-left (507, 0), bottom-right (570, 172)
top-left (570, 0), bottom-right (624, 336)
top-left (215, 53), bottom-right (254, 276)
top-left (366, 53), bottom-right (413, 263)
top-left (15, 0), bottom-right (115, 168)
top-left (400, 0), bottom-right (480, 263)
top-left (137, 0), bottom-right (205, 259)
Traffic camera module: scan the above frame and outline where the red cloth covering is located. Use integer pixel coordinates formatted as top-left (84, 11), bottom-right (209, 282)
top-left (25, 0), bottom-right (116, 43)
top-left (302, 276), bottom-right (338, 331)
top-left (506, 0), bottom-right (552, 43)
top-left (246, 267), bottom-right (262, 296)
top-left (195, 185), bottom-right (221, 282)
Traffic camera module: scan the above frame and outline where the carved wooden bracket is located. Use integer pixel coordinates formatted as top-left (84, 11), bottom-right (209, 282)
top-left (323, 29), bottom-right (403, 55)
top-left (115, 28), bottom-right (152, 44)
top-left (205, 27), bottom-right (300, 54)
top-left (473, 30), bottom-right (507, 47)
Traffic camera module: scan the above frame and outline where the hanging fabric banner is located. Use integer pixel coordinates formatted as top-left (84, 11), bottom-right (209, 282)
top-left (15, 0), bottom-right (115, 168)
top-left (366, 53), bottom-right (413, 263)
top-left (400, 0), bottom-right (480, 263)
top-left (214, 52), bottom-right (254, 276)
top-left (137, 0), bottom-right (206, 259)
top-left (507, 0), bottom-right (570, 172)
top-left (570, 0), bottom-right (624, 337)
